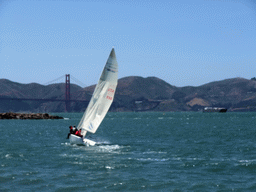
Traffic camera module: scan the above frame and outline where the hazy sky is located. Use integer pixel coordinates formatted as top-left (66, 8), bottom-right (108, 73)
top-left (1, 0), bottom-right (256, 87)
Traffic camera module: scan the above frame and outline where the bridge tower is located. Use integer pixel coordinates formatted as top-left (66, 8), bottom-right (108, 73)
top-left (65, 74), bottom-right (70, 112)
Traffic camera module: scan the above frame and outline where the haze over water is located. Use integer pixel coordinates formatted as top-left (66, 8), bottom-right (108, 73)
top-left (1, 112), bottom-right (256, 191)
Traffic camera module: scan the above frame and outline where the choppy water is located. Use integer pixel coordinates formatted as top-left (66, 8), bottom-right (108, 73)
top-left (1, 112), bottom-right (256, 191)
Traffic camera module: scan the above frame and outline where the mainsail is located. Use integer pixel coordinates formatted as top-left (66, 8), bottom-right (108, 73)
top-left (77, 48), bottom-right (118, 136)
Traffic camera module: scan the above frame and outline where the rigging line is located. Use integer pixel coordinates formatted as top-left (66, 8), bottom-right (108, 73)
top-left (43, 75), bottom-right (66, 86)
top-left (70, 75), bottom-right (87, 88)
top-left (70, 75), bottom-right (86, 88)
top-left (41, 86), bottom-right (57, 100)
top-left (70, 89), bottom-right (88, 98)
top-left (42, 76), bottom-right (66, 99)
top-left (42, 83), bottom-right (65, 99)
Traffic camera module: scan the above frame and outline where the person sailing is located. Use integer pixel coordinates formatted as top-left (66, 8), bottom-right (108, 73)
top-left (75, 129), bottom-right (83, 138)
top-left (73, 126), bottom-right (77, 133)
top-left (67, 126), bottom-right (74, 139)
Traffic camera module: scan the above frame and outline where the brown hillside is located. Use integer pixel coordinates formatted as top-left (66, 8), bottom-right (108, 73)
top-left (1, 77), bottom-right (256, 112)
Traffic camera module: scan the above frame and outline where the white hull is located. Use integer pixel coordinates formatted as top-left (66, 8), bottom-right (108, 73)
top-left (69, 134), bottom-right (96, 146)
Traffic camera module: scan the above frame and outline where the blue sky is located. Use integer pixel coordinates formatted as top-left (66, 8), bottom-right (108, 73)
top-left (0, 0), bottom-right (256, 87)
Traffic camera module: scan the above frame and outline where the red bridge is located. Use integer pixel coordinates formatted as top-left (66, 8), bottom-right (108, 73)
top-left (0, 74), bottom-right (89, 112)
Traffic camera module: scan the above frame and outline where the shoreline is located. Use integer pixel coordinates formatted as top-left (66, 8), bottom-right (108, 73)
top-left (0, 112), bottom-right (63, 120)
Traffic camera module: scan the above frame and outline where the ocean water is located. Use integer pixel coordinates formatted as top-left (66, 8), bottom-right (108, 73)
top-left (1, 112), bottom-right (256, 191)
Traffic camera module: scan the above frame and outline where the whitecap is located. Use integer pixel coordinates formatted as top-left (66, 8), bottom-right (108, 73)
top-left (239, 160), bottom-right (250, 163)
top-left (99, 145), bottom-right (120, 151)
top-left (97, 140), bottom-right (111, 145)
top-left (97, 145), bottom-right (122, 153)
top-left (106, 166), bottom-right (114, 169)
top-left (236, 159), bottom-right (256, 166)
top-left (142, 151), bottom-right (167, 154)
top-left (137, 158), bottom-right (169, 162)
top-left (72, 161), bottom-right (83, 165)
top-left (61, 142), bottom-right (71, 146)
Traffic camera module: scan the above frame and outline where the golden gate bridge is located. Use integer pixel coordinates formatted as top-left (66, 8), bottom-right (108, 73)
top-left (0, 74), bottom-right (89, 112)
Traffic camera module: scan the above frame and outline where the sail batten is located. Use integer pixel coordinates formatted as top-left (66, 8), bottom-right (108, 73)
top-left (77, 48), bottom-right (118, 135)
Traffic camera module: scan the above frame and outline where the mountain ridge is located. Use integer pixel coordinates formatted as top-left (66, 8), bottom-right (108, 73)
top-left (0, 76), bottom-right (256, 112)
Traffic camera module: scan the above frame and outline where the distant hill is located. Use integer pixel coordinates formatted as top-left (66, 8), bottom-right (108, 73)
top-left (0, 79), bottom-right (86, 112)
top-left (180, 77), bottom-right (256, 111)
top-left (1, 76), bottom-right (256, 112)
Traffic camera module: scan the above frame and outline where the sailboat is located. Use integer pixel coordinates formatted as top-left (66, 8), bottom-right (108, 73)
top-left (69, 48), bottom-right (118, 146)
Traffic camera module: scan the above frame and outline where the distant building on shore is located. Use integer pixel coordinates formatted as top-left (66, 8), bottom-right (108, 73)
top-left (203, 107), bottom-right (227, 113)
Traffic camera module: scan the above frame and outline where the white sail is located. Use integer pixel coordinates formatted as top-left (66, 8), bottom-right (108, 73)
top-left (77, 48), bottom-right (118, 135)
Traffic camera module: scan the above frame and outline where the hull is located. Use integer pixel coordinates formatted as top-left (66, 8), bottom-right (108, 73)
top-left (69, 134), bottom-right (84, 145)
top-left (69, 134), bottom-right (96, 146)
